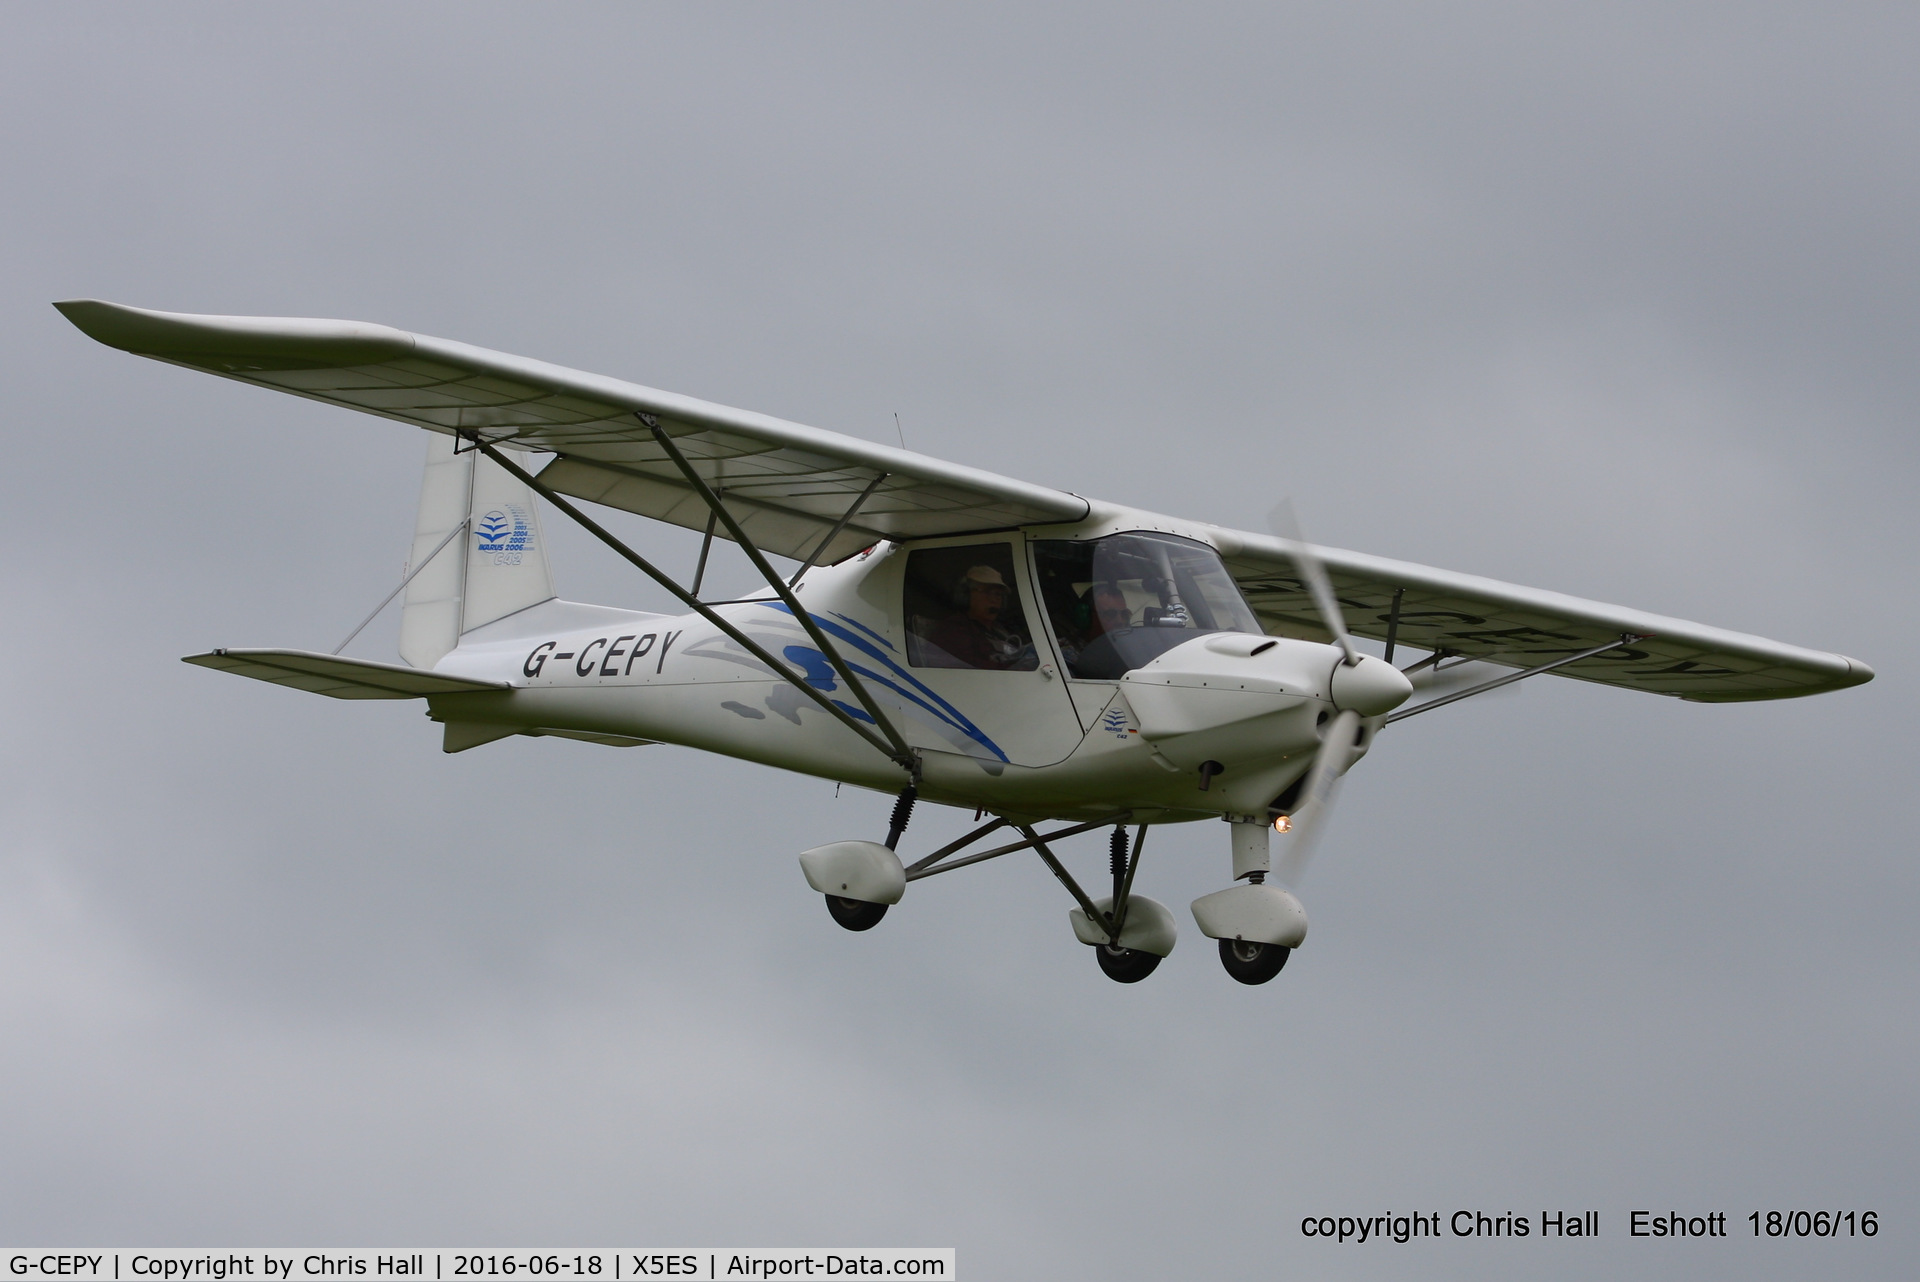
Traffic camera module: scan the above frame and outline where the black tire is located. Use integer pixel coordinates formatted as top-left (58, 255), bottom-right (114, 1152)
top-left (1218, 937), bottom-right (1289, 985)
top-left (1094, 944), bottom-right (1162, 983)
top-left (825, 894), bottom-right (888, 932)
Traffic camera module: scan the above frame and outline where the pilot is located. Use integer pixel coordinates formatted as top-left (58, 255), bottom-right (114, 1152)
top-left (1067, 583), bottom-right (1137, 679)
top-left (1058, 583), bottom-right (1131, 664)
top-left (925, 565), bottom-right (1029, 669)
top-left (1090, 584), bottom-right (1132, 636)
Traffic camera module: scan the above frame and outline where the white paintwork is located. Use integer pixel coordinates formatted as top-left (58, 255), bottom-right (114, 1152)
top-left (1069, 894), bottom-right (1178, 956)
top-left (51, 299), bottom-right (1087, 566)
top-left (399, 434), bottom-right (472, 667)
top-left (1229, 818), bottom-right (1270, 881)
top-left (462, 441), bottom-right (555, 634)
top-left (1209, 526), bottom-right (1872, 701)
top-left (59, 297), bottom-right (1872, 701)
top-left (1329, 654), bottom-right (1415, 717)
top-left (850, 537), bottom-right (1087, 769)
top-left (799, 840), bottom-right (907, 905)
top-left (401, 435), bottom-right (556, 669)
top-left (182, 648), bottom-right (508, 699)
top-left (1190, 884), bottom-right (1310, 948)
top-left (55, 298), bottom-right (1881, 976)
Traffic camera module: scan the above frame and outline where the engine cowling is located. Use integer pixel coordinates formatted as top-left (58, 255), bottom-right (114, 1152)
top-left (1119, 633), bottom-right (1409, 771)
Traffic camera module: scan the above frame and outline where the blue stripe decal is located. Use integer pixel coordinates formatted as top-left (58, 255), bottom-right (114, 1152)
top-left (763, 603), bottom-right (1009, 762)
top-left (838, 613), bottom-right (896, 652)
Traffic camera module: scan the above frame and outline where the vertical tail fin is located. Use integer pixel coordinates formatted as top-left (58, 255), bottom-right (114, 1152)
top-left (399, 435), bottom-right (556, 668)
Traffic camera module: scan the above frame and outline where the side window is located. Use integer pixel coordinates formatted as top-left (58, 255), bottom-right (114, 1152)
top-left (903, 544), bottom-right (1039, 671)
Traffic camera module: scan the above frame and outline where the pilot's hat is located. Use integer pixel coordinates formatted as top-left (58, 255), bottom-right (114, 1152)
top-left (960, 565), bottom-right (1009, 590)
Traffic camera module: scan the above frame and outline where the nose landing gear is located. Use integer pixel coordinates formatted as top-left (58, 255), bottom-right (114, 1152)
top-left (1218, 937), bottom-right (1289, 985)
top-left (1191, 816), bottom-right (1310, 984)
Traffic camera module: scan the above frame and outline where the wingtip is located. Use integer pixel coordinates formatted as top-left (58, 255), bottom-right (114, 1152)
top-left (52, 298), bottom-right (127, 345)
top-left (53, 298), bottom-right (413, 365)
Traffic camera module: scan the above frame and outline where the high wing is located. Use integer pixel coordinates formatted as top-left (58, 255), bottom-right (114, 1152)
top-left (55, 299), bottom-right (1087, 564)
top-left (185, 649), bottom-right (511, 699)
top-left (68, 300), bottom-right (1869, 704)
top-left (1206, 529), bottom-right (1871, 702)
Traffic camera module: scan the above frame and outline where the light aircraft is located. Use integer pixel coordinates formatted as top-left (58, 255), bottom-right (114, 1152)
top-left (58, 300), bottom-right (1874, 985)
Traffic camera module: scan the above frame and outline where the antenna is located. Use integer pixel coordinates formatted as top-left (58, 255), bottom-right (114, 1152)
top-left (894, 413), bottom-right (906, 449)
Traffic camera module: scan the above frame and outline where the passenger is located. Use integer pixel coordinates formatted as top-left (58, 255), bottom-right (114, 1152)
top-left (923, 565), bottom-right (1029, 669)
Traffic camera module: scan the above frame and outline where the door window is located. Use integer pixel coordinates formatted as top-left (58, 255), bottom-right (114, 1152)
top-left (903, 543), bottom-right (1039, 671)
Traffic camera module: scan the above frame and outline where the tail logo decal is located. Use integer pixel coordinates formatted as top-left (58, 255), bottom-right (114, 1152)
top-left (474, 505), bottom-right (535, 565)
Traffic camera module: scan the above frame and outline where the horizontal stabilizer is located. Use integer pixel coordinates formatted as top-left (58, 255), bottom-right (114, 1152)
top-left (440, 721), bottom-right (656, 753)
top-left (184, 649), bottom-right (510, 700)
top-left (525, 727), bottom-right (656, 748)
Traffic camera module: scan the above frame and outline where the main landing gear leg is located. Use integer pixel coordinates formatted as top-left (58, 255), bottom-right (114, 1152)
top-left (820, 784), bottom-right (916, 932)
top-left (1094, 824), bottom-right (1160, 983)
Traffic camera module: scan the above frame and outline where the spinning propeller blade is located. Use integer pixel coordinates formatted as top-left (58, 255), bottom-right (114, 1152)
top-left (1275, 708), bottom-right (1362, 888)
top-left (1267, 500), bottom-right (1360, 668)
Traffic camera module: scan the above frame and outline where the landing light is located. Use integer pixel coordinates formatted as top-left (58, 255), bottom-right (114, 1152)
top-left (1272, 815), bottom-right (1292, 834)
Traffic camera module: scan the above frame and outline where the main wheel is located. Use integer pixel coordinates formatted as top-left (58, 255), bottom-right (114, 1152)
top-left (1094, 944), bottom-right (1162, 983)
top-left (825, 894), bottom-right (888, 932)
top-left (1218, 937), bottom-right (1289, 985)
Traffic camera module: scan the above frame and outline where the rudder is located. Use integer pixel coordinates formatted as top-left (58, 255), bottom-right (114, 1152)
top-left (399, 435), bottom-right (555, 668)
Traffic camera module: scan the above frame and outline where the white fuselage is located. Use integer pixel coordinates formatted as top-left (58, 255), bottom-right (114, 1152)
top-left (425, 523), bottom-right (1375, 823)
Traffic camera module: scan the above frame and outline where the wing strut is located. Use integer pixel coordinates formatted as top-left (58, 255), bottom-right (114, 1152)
top-left (643, 417), bottom-right (918, 769)
top-left (789, 470), bottom-right (887, 587)
top-left (1385, 634), bottom-right (1646, 724)
top-left (467, 434), bottom-right (915, 774)
top-left (690, 500), bottom-right (721, 598)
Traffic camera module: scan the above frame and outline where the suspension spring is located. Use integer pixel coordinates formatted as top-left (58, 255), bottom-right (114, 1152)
top-left (883, 785), bottom-right (917, 850)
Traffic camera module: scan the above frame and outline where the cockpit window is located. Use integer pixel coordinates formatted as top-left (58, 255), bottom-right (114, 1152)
top-left (1032, 532), bottom-right (1262, 679)
top-left (904, 543), bottom-right (1039, 671)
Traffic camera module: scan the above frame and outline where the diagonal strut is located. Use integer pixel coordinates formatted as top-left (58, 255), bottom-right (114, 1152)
top-left (469, 435), bottom-right (909, 771)
top-left (644, 417), bottom-right (917, 769)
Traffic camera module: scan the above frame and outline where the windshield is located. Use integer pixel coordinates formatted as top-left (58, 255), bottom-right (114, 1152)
top-left (1032, 532), bottom-right (1263, 679)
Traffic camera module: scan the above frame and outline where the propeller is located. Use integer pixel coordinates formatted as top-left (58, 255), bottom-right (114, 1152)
top-left (1263, 501), bottom-right (1379, 888)
top-left (1267, 500), bottom-right (1360, 668)
top-left (1257, 506), bottom-right (1508, 888)
top-left (1273, 708), bottom-right (1361, 889)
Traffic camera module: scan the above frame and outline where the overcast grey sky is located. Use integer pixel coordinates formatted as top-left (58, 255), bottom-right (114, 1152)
top-left (2, 4), bottom-right (1913, 1278)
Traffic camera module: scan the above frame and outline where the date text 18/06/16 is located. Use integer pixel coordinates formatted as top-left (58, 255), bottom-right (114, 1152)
top-left (1298, 1210), bottom-right (1881, 1242)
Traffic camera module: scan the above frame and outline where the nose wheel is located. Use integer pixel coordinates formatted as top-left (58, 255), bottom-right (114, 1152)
top-left (1218, 937), bottom-right (1289, 984)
